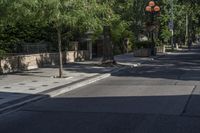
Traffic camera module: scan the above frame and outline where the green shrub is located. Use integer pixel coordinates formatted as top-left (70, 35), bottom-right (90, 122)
top-left (134, 41), bottom-right (154, 49)
top-left (0, 49), bottom-right (6, 59)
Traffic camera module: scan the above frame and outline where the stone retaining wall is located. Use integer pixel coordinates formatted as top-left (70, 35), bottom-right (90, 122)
top-left (134, 48), bottom-right (151, 57)
top-left (0, 50), bottom-right (89, 74)
top-left (156, 45), bottom-right (166, 53)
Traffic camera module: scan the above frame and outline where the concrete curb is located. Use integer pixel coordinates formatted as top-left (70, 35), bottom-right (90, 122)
top-left (153, 53), bottom-right (167, 60)
top-left (0, 54), bottom-right (164, 114)
top-left (0, 66), bottom-right (127, 114)
top-left (0, 95), bottom-right (47, 114)
top-left (48, 73), bottom-right (112, 97)
top-left (45, 66), bottom-right (128, 98)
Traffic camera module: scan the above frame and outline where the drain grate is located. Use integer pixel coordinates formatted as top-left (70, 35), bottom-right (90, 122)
top-left (53, 82), bottom-right (59, 84)
top-left (29, 88), bottom-right (36, 90)
top-left (4, 87), bottom-right (11, 89)
top-left (42, 85), bottom-right (48, 87)
top-left (32, 80), bottom-right (38, 82)
top-left (19, 83), bottom-right (25, 85)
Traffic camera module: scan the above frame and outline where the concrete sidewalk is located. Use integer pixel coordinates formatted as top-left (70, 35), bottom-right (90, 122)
top-left (0, 53), bottom-right (161, 113)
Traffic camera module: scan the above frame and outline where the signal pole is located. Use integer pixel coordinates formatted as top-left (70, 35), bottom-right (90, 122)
top-left (170, 0), bottom-right (174, 50)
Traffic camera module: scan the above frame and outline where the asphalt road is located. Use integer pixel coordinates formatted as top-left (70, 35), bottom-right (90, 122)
top-left (1, 47), bottom-right (200, 133)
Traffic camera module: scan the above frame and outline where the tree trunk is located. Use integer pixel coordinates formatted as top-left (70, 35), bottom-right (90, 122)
top-left (57, 27), bottom-right (63, 78)
top-left (102, 26), bottom-right (115, 65)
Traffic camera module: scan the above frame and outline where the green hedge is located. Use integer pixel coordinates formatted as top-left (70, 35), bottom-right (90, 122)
top-left (134, 41), bottom-right (155, 49)
top-left (0, 49), bottom-right (5, 59)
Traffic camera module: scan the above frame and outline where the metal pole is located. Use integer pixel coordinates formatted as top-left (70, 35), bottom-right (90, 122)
top-left (185, 13), bottom-right (189, 46)
top-left (88, 41), bottom-right (92, 60)
top-left (170, 0), bottom-right (174, 50)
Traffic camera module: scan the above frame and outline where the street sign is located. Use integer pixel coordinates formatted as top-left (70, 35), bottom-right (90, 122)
top-left (168, 21), bottom-right (174, 30)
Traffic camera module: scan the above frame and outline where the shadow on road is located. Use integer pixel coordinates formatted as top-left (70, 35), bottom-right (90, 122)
top-left (0, 90), bottom-right (200, 133)
top-left (111, 53), bottom-right (200, 81)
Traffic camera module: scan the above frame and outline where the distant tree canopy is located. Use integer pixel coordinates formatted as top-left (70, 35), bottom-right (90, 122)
top-left (0, 0), bottom-right (200, 54)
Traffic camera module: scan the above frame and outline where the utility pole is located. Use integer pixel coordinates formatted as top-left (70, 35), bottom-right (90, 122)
top-left (185, 13), bottom-right (189, 46)
top-left (170, 0), bottom-right (174, 50)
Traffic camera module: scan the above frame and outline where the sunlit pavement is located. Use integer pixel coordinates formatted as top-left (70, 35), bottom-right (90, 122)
top-left (0, 46), bottom-right (200, 133)
top-left (0, 53), bottom-right (151, 113)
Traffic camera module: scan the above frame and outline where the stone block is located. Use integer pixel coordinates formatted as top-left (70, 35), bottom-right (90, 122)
top-left (134, 48), bottom-right (151, 57)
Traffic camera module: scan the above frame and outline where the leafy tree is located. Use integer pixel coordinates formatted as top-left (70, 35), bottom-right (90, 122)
top-left (1, 0), bottom-right (200, 61)
top-left (37, 0), bottom-right (116, 76)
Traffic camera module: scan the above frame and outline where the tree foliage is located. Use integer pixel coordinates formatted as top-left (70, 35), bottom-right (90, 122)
top-left (0, 0), bottom-right (200, 54)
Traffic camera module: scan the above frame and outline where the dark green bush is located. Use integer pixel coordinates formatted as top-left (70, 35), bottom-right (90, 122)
top-left (0, 49), bottom-right (5, 59)
top-left (134, 41), bottom-right (154, 49)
